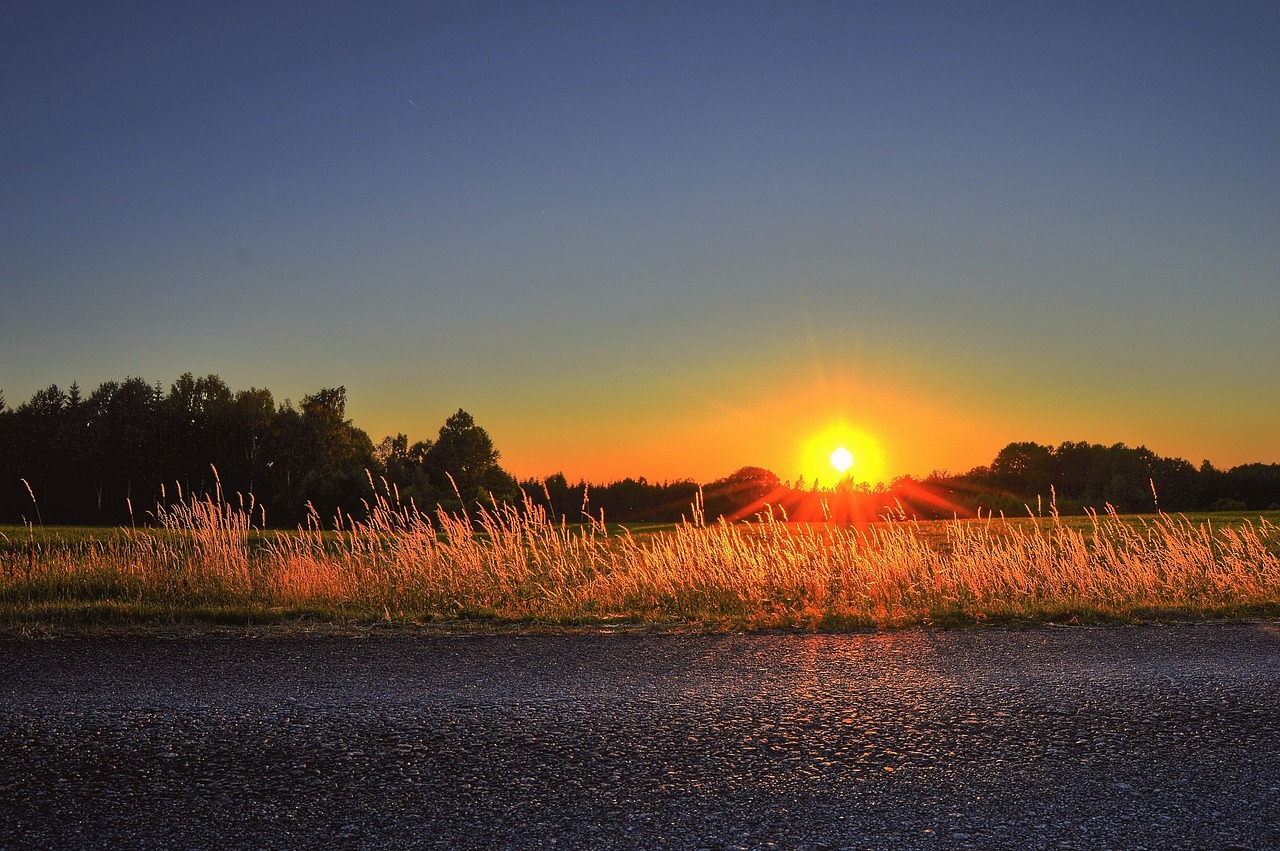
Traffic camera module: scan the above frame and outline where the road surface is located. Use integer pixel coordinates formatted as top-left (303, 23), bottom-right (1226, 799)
top-left (2, 625), bottom-right (1279, 849)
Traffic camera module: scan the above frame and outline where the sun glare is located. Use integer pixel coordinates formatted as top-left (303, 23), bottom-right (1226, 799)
top-left (799, 424), bottom-right (886, 487)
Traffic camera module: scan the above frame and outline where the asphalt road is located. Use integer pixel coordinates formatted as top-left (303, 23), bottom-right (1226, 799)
top-left (2, 625), bottom-right (1279, 850)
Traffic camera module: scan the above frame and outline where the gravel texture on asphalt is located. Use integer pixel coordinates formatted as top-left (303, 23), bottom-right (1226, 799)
top-left (1, 624), bottom-right (1279, 849)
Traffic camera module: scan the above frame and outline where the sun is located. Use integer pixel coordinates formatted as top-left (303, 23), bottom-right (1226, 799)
top-left (798, 424), bottom-right (886, 487)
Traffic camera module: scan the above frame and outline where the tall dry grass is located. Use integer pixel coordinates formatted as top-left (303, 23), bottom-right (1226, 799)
top-left (3, 478), bottom-right (1279, 629)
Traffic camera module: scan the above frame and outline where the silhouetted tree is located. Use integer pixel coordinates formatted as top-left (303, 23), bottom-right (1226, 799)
top-left (81, 377), bottom-right (162, 521)
top-left (1225, 464), bottom-right (1280, 510)
top-left (294, 387), bottom-right (376, 524)
top-left (9, 385), bottom-right (69, 517)
top-left (424, 409), bottom-right (517, 510)
top-left (527, 472), bottom-right (587, 521)
top-left (376, 432), bottom-right (434, 508)
top-left (230, 387), bottom-right (277, 496)
top-left (704, 466), bottom-right (783, 519)
top-left (1198, 460), bottom-right (1229, 508)
top-left (990, 442), bottom-right (1055, 498)
top-left (157, 373), bottom-right (237, 498)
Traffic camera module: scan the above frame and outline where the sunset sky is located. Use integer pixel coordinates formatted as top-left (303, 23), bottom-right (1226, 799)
top-left (4, 2), bottom-right (1278, 486)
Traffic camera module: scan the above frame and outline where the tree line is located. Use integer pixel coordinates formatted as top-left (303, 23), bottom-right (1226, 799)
top-left (2, 375), bottom-right (1277, 526)
top-left (0, 374), bottom-right (515, 527)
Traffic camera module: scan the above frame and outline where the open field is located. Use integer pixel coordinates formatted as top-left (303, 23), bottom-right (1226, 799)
top-left (2, 492), bottom-right (1279, 634)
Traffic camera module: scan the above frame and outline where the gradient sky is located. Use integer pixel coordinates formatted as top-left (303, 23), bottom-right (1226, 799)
top-left (3, 2), bottom-right (1278, 485)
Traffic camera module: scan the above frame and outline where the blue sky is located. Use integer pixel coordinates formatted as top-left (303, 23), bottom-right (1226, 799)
top-left (3, 2), bottom-right (1278, 483)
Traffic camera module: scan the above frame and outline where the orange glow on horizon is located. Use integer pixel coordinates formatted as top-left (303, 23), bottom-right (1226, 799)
top-left (468, 343), bottom-right (1005, 486)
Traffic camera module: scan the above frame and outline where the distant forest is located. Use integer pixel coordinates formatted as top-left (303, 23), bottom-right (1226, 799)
top-left (2, 374), bottom-right (1278, 527)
